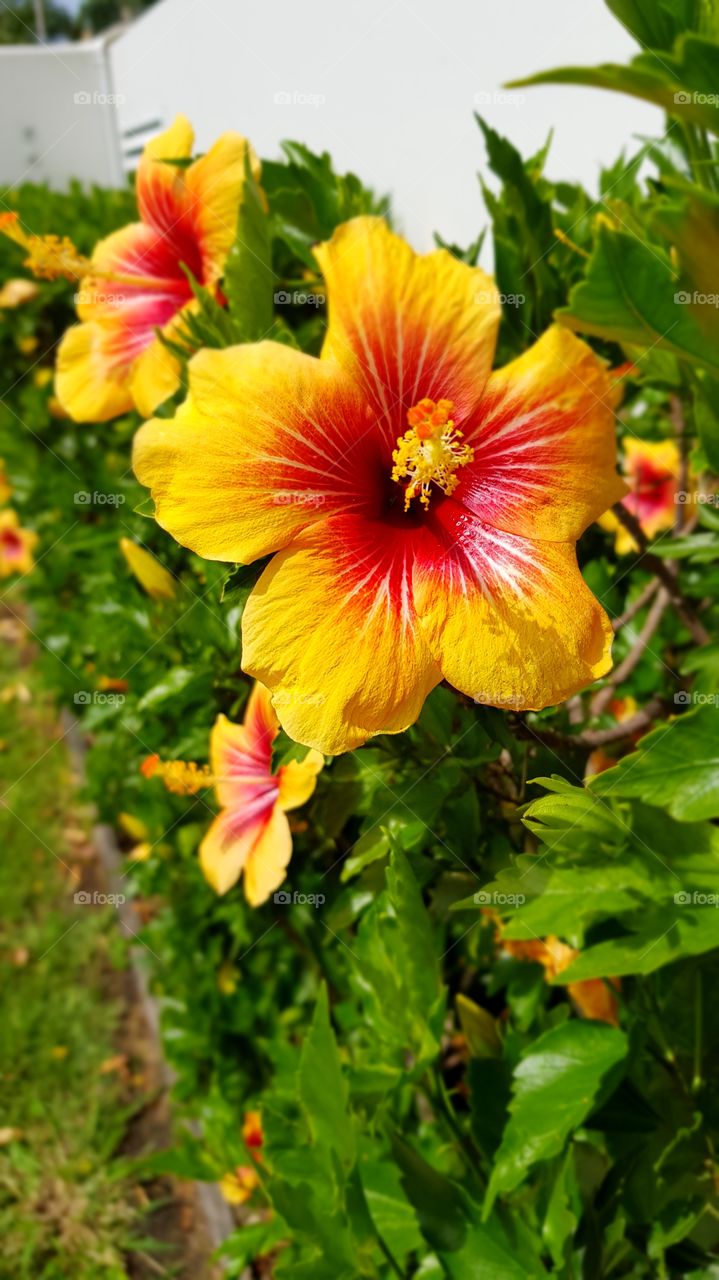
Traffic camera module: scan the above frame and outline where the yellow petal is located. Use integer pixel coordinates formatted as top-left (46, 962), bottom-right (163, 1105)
top-left (462, 326), bottom-right (627, 541)
top-left (277, 750), bottom-right (324, 811)
top-left (414, 504), bottom-right (614, 711)
top-left (55, 322), bottom-right (134, 422)
top-left (315, 216), bottom-right (501, 420)
top-left (199, 809), bottom-right (265, 896)
top-left (241, 514), bottom-right (442, 754)
top-left (119, 537), bottom-right (177, 600)
top-left (133, 342), bottom-right (374, 564)
top-left (243, 805), bottom-right (292, 907)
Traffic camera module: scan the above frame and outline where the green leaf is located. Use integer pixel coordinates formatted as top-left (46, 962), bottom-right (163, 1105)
top-left (298, 983), bottom-right (356, 1169)
top-left (485, 1021), bottom-right (627, 1210)
top-left (590, 706), bottom-right (719, 820)
top-left (554, 906), bottom-right (719, 979)
top-left (605, 0), bottom-right (715, 51)
top-left (440, 1213), bottom-right (547, 1280)
top-left (509, 35), bottom-right (719, 134)
top-left (390, 1134), bottom-right (469, 1253)
top-left (357, 1151), bottom-right (425, 1263)
top-left (223, 151), bottom-right (274, 341)
top-left (456, 994), bottom-right (502, 1059)
top-left (556, 223), bottom-right (719, 376)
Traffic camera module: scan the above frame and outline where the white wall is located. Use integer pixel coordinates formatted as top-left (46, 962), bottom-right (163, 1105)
top-left (0, 0), bottom-right (660, 250)
top-left (0, 38), bottom-right (124, 191)
top-left (110, 0), bottom-right (659, 250)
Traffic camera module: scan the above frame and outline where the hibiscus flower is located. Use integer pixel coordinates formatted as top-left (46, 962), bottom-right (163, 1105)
top-left (200, 682), bottom-right (323, 903)
top-left (134, 217), bottom-right (625, 754)
top-left (53, 115), bottom-right (258, 422)
top-left (0, 509), bottom-right (38, 578)
top-left (600, 437), bottom-right (680, 553)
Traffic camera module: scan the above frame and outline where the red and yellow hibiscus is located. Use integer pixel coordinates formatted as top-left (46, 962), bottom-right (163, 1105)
top-left (200, 682), bottom-right (323, 904)
top-left (134, 217), bottom-right (626, 754)
top-left (53, 115), bottom-right (258, 422)
top-left (600, 437), bottom-right (680, 553)
top-left (0, 509), bottom-right (38, 578)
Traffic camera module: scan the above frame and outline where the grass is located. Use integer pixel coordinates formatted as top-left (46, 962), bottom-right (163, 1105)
top-left (0, 611), bottom-right (157, 1279)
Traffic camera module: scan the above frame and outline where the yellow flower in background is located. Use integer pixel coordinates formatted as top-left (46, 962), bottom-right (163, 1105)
top-left (50, 116), bottom-right (259, 423)
top-left (0, 277), bottom-right (39, 308)
top-left (16, 336), bottom-right (38, 356)
top-left (200, 682), bottom-right (323, 904)
top-left (135, 217), bottom-right (626, 755)
top-left (32, 367), bottom-right (53, 389)
top-left (600, 437), bottom-right (681, 553)
top-left (219, 1164), bottom-right (259, 1205)
top-left (0, 509), bottom-right (38, 577)
top-left (120, 537), bottom-right (177, 600)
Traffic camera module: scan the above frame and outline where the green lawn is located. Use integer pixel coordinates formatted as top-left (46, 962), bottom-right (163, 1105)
top-left (0, 609), bottom-right (159, 1279)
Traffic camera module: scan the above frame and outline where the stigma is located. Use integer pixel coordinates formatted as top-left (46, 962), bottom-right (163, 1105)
top-left (391, 398), bottom-right (473, 511)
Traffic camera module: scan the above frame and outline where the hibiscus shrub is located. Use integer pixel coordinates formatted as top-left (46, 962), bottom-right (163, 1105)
top-left (2, 2), bottom-right (719, 1276)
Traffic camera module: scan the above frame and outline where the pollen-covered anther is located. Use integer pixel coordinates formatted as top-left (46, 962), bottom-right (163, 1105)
top-left (392, 397), bottom-right (473, 511)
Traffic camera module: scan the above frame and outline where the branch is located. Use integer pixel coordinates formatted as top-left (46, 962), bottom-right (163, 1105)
top-left (611, 503), bottom-right (710, 645)
top-left (592, 586), bottom-right (671, 716)
top-left (515, 698), bottom-right (664, 753)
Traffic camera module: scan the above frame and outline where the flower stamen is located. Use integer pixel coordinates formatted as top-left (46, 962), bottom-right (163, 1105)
top-left (392, 398), bottom-right (473, 511)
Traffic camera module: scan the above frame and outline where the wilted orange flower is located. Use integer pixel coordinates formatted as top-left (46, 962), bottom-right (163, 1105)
top-left (501, 931), bottom-right (620, 1025)
top-left (44, 116), bottom-right (258, 422)
top-left (601, 438), bottom-right (680, 553)
top-left (0, 510), bottom-right (38, 577)
top-left (135, 218), bottom-right (626, 755)
top-left (200, 683), bottom-right (323, 903)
